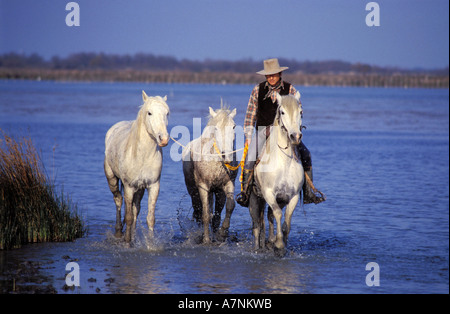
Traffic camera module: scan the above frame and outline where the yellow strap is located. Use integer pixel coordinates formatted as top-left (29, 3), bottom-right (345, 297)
top-left (239, 143), bottom-right (249, 190)
top-left (213, 140), bottom-right (248, 171)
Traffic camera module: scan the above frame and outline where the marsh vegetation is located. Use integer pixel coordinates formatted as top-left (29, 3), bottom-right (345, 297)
top-left (0, 130), bottom-right (85, 250)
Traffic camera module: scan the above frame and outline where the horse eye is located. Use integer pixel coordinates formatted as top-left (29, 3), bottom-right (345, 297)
top-left (148, 112), bottom-right (152, 116)
top-left (281, 111), bottom-right (285, 115)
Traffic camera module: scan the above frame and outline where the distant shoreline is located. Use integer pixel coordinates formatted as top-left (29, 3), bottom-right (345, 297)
top-left (1, 68), bottom-right (448, 88)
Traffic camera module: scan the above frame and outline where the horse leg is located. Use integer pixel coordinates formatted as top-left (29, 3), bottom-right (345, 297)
top-left (283, 194), bottom-right (299, 245)
top-left (272, 204), bottom-right (286, 256)
top-left (147, 181), bottom-right (160, 238)
top-left (132, 189), bottom-right (145, 238)
top-left (113, 191), bottom-right (123, 237)
top-left (259, 200), bottom-right (266, 249)
top-left (198, 185), bottom-right (212, 244)
top-left (190, 189), bottom-right (203, 225)
top-left (267, 206), bottom-right (276, 245)
top-left (217, 181), bottom-right (235, 241)
top-left (249, 193), bottom-right (266, 250)
top-left (184, 160), bottom-right (202, 224)
top-left (248, 193), bottom-right (259, 250)
top-left (123, 185), bottom-right (135, 244)
top-left (265, 195), bottom-right (285, 254)
top-left (104, 160), bottom-right (123, 237)
top-left (213, 190), bottom-right (225, 236)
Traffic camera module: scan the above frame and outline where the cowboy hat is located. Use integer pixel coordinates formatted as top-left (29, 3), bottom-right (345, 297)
top-left (256, 58), bottom-right (289, 75)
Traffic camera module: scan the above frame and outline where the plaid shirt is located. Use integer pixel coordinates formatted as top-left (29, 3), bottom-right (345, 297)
top-left (244, 81), bottom-right (299, 140)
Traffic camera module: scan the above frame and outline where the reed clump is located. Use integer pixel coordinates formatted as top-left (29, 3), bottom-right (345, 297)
top-left (0, 130), bottom-right (85, 250)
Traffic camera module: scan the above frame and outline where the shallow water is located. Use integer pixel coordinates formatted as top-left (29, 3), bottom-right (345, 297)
top-left (0, 80), bottom-right (448, 294)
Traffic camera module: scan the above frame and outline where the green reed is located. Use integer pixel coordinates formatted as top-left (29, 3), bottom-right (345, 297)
top-left (0, 130), bottom-right (85, 250)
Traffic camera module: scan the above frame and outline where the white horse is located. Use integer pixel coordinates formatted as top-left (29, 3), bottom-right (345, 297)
top-left (182, 106), bottom-right (238, 244)
top-left (104, 91), bottom-right (170, 244)
top-left (249, 92), bottom-right (304, 255)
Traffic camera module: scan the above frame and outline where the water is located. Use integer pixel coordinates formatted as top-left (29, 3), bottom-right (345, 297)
top-left (0, 80), bottom-right (448, 294)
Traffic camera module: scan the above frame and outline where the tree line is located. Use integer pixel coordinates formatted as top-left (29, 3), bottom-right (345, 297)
top-left (0, 52), bottom-right (448, 88)
top-left (1, 52), bottom-right (448, 75)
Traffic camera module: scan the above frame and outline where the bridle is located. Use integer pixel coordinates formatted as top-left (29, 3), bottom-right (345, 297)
top-left (276, 105), bottom-right (292, 151)
top-left (276, 105), bottom-right (305, 159)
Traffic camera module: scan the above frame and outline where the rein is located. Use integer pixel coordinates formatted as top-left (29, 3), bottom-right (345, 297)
top-left (170, 136), bottom-right (248, 189)
top-left (170, 136), bottom-right (247, 171)
top-left (276, 116), bottom-right (294, 153)
top-left (170, 136), bottom-right (244, 157)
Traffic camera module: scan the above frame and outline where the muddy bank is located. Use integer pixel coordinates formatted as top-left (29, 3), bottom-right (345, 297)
top-left (0, 243), bottom-right (117, 294)
top-left (0, 253), bottom-right (57, 294)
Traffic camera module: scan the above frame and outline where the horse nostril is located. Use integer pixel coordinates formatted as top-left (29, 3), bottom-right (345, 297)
top-left (290, 134), bottom-right (297, 142)
top-left (158, 134), bottom-right (169, 147)
top-left (290, 133), bottom-right (302, 143)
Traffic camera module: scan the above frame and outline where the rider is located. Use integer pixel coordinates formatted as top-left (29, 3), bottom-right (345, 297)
top-left (236, 58), bottom-right (325, 207)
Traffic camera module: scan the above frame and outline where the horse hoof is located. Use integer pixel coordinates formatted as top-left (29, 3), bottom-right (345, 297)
top-left (114, 231), bottom-right (123, 238)
top-left (123, 241), bottom-right (133, 249)
top-left (215, 228), bottom-right (228, 242)
top-left (274, 246), bottom-right (287, 258)
top-left (203, 239), bottom-right (212, 245)
top-left (266, 241), bottom-right (274, 250)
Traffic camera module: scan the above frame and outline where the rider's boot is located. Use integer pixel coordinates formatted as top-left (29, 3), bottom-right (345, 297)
top-left (236, 168), bottom-right (254, 207)
top-left (296, 142), bottom-right (325, 204)
top-left (303, 168), bottom-right (326, 204)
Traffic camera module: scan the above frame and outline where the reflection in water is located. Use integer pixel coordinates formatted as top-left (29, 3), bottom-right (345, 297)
top-left (108, 252), bottom-right (171, 294)
top-left (260, 260), bottom-right (311, 293)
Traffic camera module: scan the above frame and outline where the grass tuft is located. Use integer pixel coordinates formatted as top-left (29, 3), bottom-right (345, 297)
top-left (0, 130), bottom-right (85, 250)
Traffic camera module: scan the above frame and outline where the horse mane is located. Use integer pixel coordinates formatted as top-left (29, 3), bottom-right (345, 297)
top-left (207, 109), bottom-right (231, 126)
top-left (273, 109), bottom-right (280, 127)
top-left (126, 96), bottom-right (169, 156)
top-left (125, 105), bottom-right (145, 156)
top-left (207, 102), bottom-right (233, 128)
top-left (273, 94), bottom-right (300, 127)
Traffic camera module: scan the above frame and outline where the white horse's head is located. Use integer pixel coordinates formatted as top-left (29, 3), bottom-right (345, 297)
top-left (140, 91), bottom-right (170, 147)
top-left (208, 106), bottom-right (237, 163)
top-left (276, 91), bottom-right (302, 145)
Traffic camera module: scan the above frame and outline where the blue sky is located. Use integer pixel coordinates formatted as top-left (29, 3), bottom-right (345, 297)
top-left (0, 0), bottom-right (448, 69)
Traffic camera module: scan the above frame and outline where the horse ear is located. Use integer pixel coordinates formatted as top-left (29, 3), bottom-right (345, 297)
top-left (142, 90), bottom-right (148, 102)
top-left (209, 106), bottom-right (217, 117)
top-left (294, 91), bottom-right (301, 101)
top-left (276, 92), bottom-right (282, 105)
top-left (230, 108), bottom-right (237, 118)
top-left (163, 95), bottom-right (167, 101)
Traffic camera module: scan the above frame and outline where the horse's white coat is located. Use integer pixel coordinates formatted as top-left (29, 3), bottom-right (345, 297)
top-left (250, 92), bottom-right (304, 253)
top-left (104, 91), bottom-right (170, 243)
